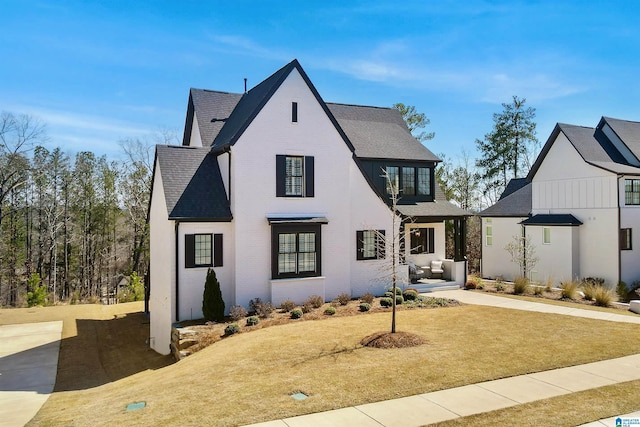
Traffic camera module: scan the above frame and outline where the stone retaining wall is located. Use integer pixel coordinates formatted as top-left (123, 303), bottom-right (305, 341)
top-left (170, 325), bottom-right (199, 361)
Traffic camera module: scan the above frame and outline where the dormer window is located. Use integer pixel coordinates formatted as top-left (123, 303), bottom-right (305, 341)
top-left (292, 102), bottom-right (298, 123)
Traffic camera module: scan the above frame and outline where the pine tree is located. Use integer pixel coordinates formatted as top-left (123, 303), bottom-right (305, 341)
top-left (202, 268), bottom-right (225, 321)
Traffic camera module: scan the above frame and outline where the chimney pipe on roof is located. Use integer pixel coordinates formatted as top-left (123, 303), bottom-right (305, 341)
top-left (244, 78), bottom-right (247, 94)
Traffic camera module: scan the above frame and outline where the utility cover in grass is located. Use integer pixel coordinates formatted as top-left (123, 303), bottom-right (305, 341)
top-left (290, 392), bottom-right (308, 400)
top-left (126, 402), bottom-right (146, 411)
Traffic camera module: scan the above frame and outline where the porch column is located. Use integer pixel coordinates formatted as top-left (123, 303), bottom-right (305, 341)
top-left (453, 217), bottom-right (467, 262)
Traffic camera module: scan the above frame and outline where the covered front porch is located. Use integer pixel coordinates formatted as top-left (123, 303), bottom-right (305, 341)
top-left (397, 199), bottom-right (470, 287)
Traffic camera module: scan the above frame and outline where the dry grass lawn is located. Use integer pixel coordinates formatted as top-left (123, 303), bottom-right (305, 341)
top-left (3, 300), bottom-right (639, 426)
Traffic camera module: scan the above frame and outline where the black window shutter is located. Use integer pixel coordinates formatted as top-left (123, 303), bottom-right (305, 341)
top-left (356, 230), bottom-right (364, 260)
top-left (276, 155), bottom-right (286, 197)
top-left (185, 234), bottom-right (195, 268)
top-left (305, 156), bottom-right (314, 197)
top-left (427, 228), bottom-right (435, 254)
top-left (378, 230), bottom-right (386, 259)
top-left (213, 233), bottom-right (223, 267)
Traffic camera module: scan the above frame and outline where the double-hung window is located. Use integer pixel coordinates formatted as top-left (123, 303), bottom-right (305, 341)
top-left (625, 179), bottom-right (640, 205)
top-left (410, 228), bottom-right (435, 254)
top-left (386, 166), bottom-right (399, 195)
top-left (276, 155), bottom-right (314, 197)
top-left (356, 230), bottom-right (385, 260)
top-left (402, 167), bottom-right (416, 195)
top-left (417, 167), bottom-right (431, 196)
top-left (185, 233), bottom-right (223, 268)
top-left (485, 220), bottom-right (493, 246)
top-left (272, 224), bottom-right (321, 279)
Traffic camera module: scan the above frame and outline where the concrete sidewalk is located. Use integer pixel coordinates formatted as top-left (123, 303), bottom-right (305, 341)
top-left (244, 290), bottom-right (640, 427)
top-left (0, 321), bottom-right (63, 427)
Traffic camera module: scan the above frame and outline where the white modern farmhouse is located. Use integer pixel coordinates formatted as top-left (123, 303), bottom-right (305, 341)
top-left (148, 60), bottom-right (468, 355)
top-left (480, 117), bottom-right (640, 287)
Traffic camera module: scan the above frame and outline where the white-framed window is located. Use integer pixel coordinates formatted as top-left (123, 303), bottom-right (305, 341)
top-left (543, 227), bottom-right (551, 244)
top-left (485, 220), bottom-right (493, 246)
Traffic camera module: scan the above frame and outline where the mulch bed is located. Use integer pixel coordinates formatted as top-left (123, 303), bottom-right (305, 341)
top-left (361, 331), bottom-right (426, 348)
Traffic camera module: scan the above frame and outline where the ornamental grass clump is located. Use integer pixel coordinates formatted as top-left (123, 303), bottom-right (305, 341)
top-left (593, 285), bottom-right (616, 307)
top-left (305, 295), bottom-right (324, 309)
top-left (249, 298), bottom-right (274, 318)
top-left (280, 300), bottom-right (296, 312)
top-left (513, 277), bottom-right (530, 295)
top-left (560, 280), bottom-right (579, 300)
top-left (335, 293), bottom-right (351, 306)
top-left (229, 305), bottom-right (248, 322)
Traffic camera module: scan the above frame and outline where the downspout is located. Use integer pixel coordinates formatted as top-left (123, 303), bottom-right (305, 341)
top-left (521, 224), bottom-right (527, 279)
top-left (227, 147), bottom-right (232, 207)
top-left (175, 220), bottom-right (180, 322)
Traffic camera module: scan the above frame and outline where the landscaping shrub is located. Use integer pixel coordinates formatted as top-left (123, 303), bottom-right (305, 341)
top-left (544, 277), bottom-right (554, 292)
top-left (533, 285), bottom-right (543, 295)
top-left (617, 281), bottom-right (629, 301)
top-left (249, 298), bottom-right (275, 318)
top-left (560, 280), bottom-right (579, 299)
top-left (301, 303), bottom-right (314, 313)
top-left (495, 281), bottom-right (506, 292)
top-left (324, 306), bottom-right (337, 315)
top-left (203, 268), bottom-right (225, 321)
top-left (405, 287), bottom-right (419, 293)
top-left (464, 280), bottom-right (477, 290)
top-left (388, 286), bottom-right (403, 295)
top-left (229, 305), bottom-right (248, 321)
top-left (593, 285), bottom-right (616, 307)
top-left (403, 289), bottom-right (418, 301)
top-left (384, 291), bottom-right (394, 298)
top-left (290, 308), bottom-right (303, 319)
top-left (305, 295), bottom-right (324, 309)
top-left (336, 292), bottom-right (351, 305)
top-left (465, 275), bottom-right (483, 290)
top-left (359, 303), bottom-right (371, 312)
top-left (245, 316), bottom-right (259, 326)
top-left (360, 292), bottom-right (374, 304)
top-left (513, 277), bottom-right (529, 295)
top-left (380, 297), bottom-right (393, 307)
top-left (280, 299), bottom-right (296, 312)
top-left (118, 271), bottom-right (145, 303)
top-left (395, 295), bottom-right (404, 305)
top-left (224, 323), bottom-right (240, 335)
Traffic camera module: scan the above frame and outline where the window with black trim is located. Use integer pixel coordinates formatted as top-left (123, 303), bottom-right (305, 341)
top-left (621, 228), bottom-right (633, 250)
top-left (292, 102), bottom-right (298, 122)
top-left (402, 167), bottom-right (415, 195)
top-left (410, 228), bottom-right (435, 254)
top-left (276, 155), bottom-right (314, 197)
top-left (271, 224), bottom-right (321, 279)
top-left (185, 233), bottom-right (223, 268)
top-left (625, 179), bottom-right (640, 205)
top-left (356, 230), bottom-right (385, 260)
top-left (417, 167), bottom-right (431, 196)
top-left (386, 166), bottom-right (399, 195)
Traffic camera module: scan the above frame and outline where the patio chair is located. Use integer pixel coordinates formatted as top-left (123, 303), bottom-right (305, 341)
top-left (429, 260), bottom-right (444, 279)
top-left (408, 261), bottom-right (427, 283)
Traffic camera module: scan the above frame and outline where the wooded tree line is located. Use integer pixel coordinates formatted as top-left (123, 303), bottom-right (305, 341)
top-left (0, 111), bottom-right (163, 307)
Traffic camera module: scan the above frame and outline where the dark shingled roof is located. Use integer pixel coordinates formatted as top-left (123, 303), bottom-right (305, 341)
top-left (520, 214), bottom-right (582, 226)
top-left (529, 118), bottom-right (640, 179)
top-left (187, 89), bottom-right (242, 147)
top-left (155, 145), bottom-right (231, 221)
top-left (499, 178), bottom-right (529, 200)
top-left (396, 184), bottom-right (470, 218)
top-left (327, 103), bottom-right (440, 162)
top-left (480, 181), bottom-right (531, 217)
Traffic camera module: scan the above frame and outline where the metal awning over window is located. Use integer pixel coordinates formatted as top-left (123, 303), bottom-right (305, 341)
top-left (267, 216), bottom-right (329, 225)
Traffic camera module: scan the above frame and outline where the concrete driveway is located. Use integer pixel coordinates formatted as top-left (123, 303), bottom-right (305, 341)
top-left (0, 321), bottom-right (63, 427)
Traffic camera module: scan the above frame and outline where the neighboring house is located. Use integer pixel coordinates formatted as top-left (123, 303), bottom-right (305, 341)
top-left (148, 59), bottom-right (469, 355)
top-left (479, 178), bottom-right (531, 281)
top-left (480, 117), bottom-right (640, 287)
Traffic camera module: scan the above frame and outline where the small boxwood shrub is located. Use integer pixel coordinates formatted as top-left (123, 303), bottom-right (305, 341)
top-left (245, 316), bottom-right (259, 326)
top-left (380, 297), bottom-right (393, 307)
top-left (359, 303), bottom-right (371, 312)
top-left (305, 295), bottom-right (324, 309)
top-left (229, 305), bottom-right (248, 321)
top-left (403, 289), bottom-right (418, 301)
top-left (280, 299), bottom-right (296, 312)
top-left (360, 292), bottom-right (374, 304)
top-left (384, 291), bottom-right (394, 298)
top-left (224, 323), bottom-right (240, 335)
top-left (388, 286), bottom-right (403, 295)
top-left (395, 295), bottom-right (404, 305)
top-left (324, 306), bottom-right (337, 315)
top-left (290, 308), bottom-right (303, 319)
top-left (336, 292), bottom-right (351, 306)
top-left (495, 281), bottom-right (506, 292)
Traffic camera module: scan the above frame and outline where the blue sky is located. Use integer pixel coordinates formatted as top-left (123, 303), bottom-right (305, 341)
top-left (2, 0), bottom-right (640, 164)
